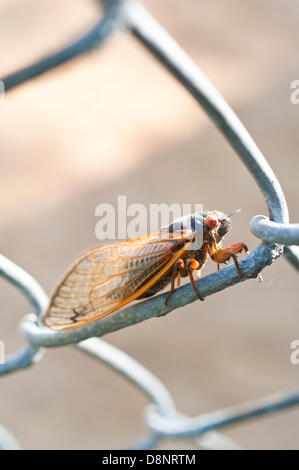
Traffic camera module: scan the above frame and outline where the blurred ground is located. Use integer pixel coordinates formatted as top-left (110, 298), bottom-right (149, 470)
top-left (0, 0), bottom-right (298, 450)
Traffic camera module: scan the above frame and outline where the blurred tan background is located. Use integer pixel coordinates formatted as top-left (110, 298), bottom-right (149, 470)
top-left (0, 0), bottom-right (298, 449)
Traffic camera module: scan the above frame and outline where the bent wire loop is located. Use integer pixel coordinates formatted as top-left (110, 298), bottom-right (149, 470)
top-left (1, 0), bottom-right (298, 450)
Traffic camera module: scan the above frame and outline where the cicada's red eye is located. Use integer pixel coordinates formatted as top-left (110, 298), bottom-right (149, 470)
top-left (206, 214), bottom-right (218, 229)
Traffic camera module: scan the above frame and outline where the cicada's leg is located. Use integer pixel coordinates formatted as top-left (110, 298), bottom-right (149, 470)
top-left (210, 241), bottom-right (248, 278)
top-left (165, 258), bottom-right (185, 305)
top-left (165, 257), bottom-right (204, 305)
top-left (185, 258), bottom-right (204, 301)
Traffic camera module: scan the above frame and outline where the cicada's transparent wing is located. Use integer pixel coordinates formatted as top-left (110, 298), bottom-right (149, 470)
top-left (44, 231), bottom-right (194, 330)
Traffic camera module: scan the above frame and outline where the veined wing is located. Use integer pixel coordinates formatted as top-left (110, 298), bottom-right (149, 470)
top-left (44, 231), bottom-right (194, 330)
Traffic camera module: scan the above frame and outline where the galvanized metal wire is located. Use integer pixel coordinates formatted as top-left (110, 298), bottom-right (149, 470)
top-left (250, 216), bottom-right (299, 245)
top-left (1, 0), bottom-right (298, 450)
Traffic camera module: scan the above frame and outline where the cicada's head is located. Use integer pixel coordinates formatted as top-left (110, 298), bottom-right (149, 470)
top-left (204, 210), bottom-right (232, 242)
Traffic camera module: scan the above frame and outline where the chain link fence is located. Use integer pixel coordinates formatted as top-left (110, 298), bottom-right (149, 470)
top-left (1, 0), bottom-right (299, 450)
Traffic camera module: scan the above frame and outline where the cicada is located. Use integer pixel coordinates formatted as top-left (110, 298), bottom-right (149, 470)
top-left (44, 210), bottom-right (248, 330)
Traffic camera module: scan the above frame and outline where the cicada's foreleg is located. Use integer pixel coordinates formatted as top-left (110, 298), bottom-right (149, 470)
top-left (210, 241), bottom-right (249, 278)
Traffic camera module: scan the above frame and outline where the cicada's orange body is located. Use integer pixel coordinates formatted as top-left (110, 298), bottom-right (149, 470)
top-left (44, 210), bottom-right (248, 330)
